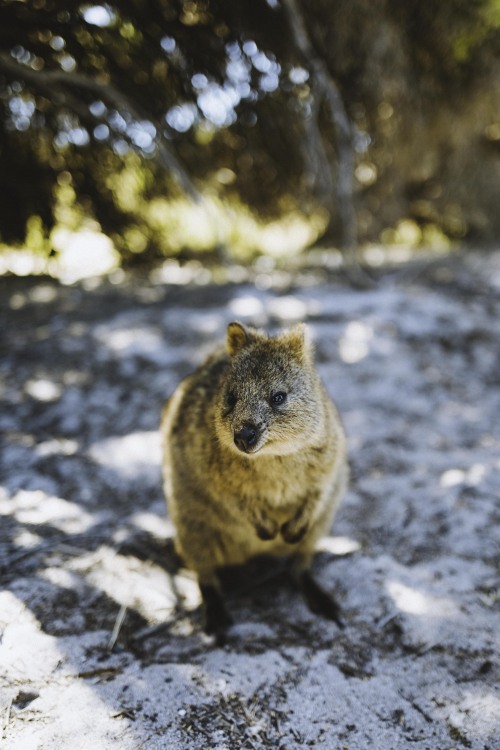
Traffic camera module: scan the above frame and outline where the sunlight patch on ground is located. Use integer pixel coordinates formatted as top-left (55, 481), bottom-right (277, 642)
top-left (387, 580), bottom-right (460, 618)
top-left (8, 490), bottom-right (95, 534)
top-left (77, 546), bottom-right (178, 623)
top-left (228, 293), bottom-right (314, 325)
top-left (88, 431), bottom-right (162, 481)
top-left (93, 314), bottom-right (186, 365)
top-left (228, 294), bottom-right (265, 321)
top-left (94, 325), bottom-right (165, 357)
top-left (12, 528), bottom-right (44, 550)
top-left (127, 511), bottom-right (174, 539)
top-left (339, 320), bottom-right (374, 363)
top-left (25, 378), bottom-right (62, 402)
top-left (41, 567), bottom-right (85, 591)
top-left (268, 296), bottom-right (309, 322)
top-left (34, 438), bottom-right (79, 458)
top-left (440, 464), bottom-right (486, 488)
top-left (150, 259), bottom-right (212, 286)
top-left (316, 535), bottom-right (361, 555)
top-left (0, 591), bottom-right (62, 680)
top-left (453, 690), bottom-right (500, 739)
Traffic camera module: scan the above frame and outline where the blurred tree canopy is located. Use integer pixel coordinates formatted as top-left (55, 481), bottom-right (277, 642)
top-left (2, 0), bottom-right (500, 264)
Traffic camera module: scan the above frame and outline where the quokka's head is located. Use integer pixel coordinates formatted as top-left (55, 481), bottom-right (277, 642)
top-left (215, 321), bottom-right (324, 456)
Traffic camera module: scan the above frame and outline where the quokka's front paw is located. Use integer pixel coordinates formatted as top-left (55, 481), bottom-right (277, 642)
top-left (255, 518), bottom-right (279, 540)
top-left (281, 519), bottom-right (309, 544)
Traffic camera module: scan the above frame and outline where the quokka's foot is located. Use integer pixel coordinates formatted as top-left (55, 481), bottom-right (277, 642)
top-left (200, 584), bottom-right (233, 643)
top-left (297, 570), bottom-right (345, 629)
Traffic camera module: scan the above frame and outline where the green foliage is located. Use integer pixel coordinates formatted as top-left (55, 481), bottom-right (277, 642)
top-left (1, 0), bottom-right (500, 266)
top-left (451, 0), bottom-right (500, 62)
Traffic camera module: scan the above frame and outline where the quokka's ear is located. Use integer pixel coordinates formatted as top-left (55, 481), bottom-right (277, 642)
top-left (227, 321), bottom-right (257, 356)
top-left (281, 323), bottom-right (313, 363)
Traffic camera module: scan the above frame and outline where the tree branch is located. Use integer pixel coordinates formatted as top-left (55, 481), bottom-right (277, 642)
top-left (281, 0), bottom-right (357, 249)
top-left (0, 53), bottom-right (202, 203)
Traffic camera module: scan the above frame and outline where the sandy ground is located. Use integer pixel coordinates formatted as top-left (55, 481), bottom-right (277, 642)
top-left (1, 252), bottom-right (499, 750)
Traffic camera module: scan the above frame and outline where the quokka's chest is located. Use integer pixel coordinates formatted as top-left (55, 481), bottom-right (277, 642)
top-left (213, 456), bottom-right (327, 509)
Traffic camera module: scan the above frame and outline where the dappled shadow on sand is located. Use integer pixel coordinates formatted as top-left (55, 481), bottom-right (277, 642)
top-left (1, 261), bottom-right (500, 749)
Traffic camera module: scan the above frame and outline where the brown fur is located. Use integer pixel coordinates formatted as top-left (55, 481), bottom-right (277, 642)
top-left (161, 322), bottom-right (348, 634)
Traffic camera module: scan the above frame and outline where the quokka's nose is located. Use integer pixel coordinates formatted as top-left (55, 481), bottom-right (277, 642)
top-left (234, 423), bottom-right (258, 452)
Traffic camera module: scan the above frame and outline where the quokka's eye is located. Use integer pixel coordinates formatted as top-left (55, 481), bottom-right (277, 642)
top-left (226, 392), bottom-right (237, 410)
top-left (270, 391), bottom-right (287, 406)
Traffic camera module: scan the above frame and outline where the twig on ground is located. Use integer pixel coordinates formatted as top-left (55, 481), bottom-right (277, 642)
top-left (108, 604), bottom-right (127, 651)
top-left (2, 698), bottom-right (13, 736)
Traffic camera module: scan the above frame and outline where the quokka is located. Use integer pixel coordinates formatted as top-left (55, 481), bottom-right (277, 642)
top-left (161, 322), bottom-right (348, 639)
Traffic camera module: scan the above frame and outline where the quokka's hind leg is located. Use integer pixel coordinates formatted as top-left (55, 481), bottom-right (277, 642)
top-left (199, 574), bottom-right (233, 643)
top-left (297, 569), bottom-right (345, 629)
top-left (291, 555), bottom-right (345, 629)
top-left (173, 512), bottom-right (233, 642)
